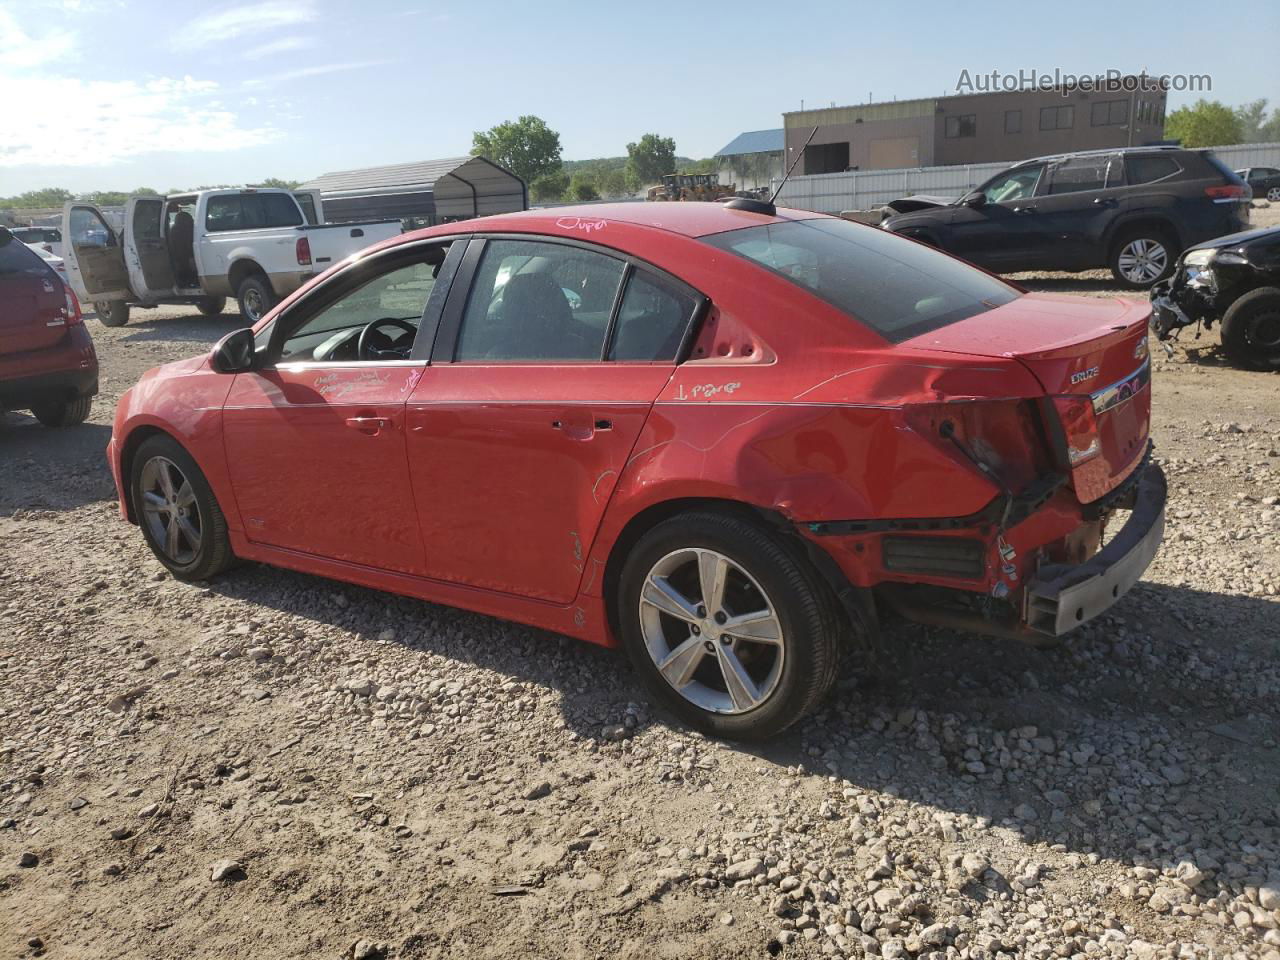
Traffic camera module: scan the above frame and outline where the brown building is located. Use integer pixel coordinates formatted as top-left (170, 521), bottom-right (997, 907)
top-left (785, 78), bottom-right (1168, 174)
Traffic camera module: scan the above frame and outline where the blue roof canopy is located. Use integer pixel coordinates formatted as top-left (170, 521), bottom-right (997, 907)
top-left (714, 129), bottom-right (785, 158)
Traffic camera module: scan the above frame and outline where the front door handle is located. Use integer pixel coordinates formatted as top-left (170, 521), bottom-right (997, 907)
top-left (1013, 206), bottom-right (1035, 215)
top-left (345, 416), bottom-right (390, 435)
top-left (1092, 197), bottom-right (1117, 206)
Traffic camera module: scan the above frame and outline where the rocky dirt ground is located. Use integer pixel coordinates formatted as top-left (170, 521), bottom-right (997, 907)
top-left (2, 211), bottom-right (1278, 960)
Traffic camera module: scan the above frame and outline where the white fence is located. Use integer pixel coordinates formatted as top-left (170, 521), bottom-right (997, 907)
top-left (772, 142), bottom-right (1280, 214)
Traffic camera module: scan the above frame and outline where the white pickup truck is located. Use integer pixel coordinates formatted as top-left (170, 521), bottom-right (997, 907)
top-left (62, 188), bottom-right (401, 326)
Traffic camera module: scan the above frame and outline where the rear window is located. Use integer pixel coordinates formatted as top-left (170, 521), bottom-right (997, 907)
top-left (205, 193), bottom-right (303, 232)
top-left (701, 218), bottom-right (1019, 343)
top-left (0, 231), bottom-right (53, 278)
top-left (1201, 153), bottom-right (1245, 184)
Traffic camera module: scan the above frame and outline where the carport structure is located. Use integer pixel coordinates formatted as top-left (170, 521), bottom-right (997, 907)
top-left (299, 156), bottom-right (526, 225)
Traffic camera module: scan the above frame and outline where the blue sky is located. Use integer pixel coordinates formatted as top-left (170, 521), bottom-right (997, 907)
top-left (1, 0), bottom-right (1276, 194)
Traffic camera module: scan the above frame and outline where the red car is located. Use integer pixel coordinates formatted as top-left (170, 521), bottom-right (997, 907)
top-left (1, 227), bottom-right (97, 427)
top-left (107, 201), bottom-right (1165, 739)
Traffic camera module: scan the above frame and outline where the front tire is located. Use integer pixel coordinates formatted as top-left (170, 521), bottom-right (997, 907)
top-left (1220, 286), bottom-right (1280, 371)
top-left (618, 511), bottom-right (842, 740)
top-left (95, 299), bottom-right (130, 327)
top-left (196, 296), bottom-right (227, 316)
top-left (130, 434), bottom-right (235, 581)
top-left (32, 395), bottom-right (92, 427)
top-left (236, 276), bottom-right (276, 324)
top-left (1109, 228), bottom-right (1176, 288)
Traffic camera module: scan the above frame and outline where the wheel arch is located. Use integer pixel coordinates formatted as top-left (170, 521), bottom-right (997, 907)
top-left (1105, 215), bottom-right (1182, 256)
top-left (118, 424), bottom-right (180, 524)
top-left (599, 496), bottom-right (857, 644)
top-left (228, 257), bottom-right (268, 294)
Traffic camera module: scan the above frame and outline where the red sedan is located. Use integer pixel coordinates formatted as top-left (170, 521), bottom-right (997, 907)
top-left (107, 201), bottom-right (1165, 739)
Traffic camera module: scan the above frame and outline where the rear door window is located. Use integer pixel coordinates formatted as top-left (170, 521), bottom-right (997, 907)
top-left (607, 270), bottom-right (698, 361)
top-left (0, 231), bottom-right (52, 277)
top-left (206, 194), bottom-right (303, 232)
top-left (702, 218), bottom-right (1019, 343)
top-left (1046, 156), bottom-right (1111, 194)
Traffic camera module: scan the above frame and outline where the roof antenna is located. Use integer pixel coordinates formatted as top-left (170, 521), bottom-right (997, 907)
top-left (724, 127), bottom-right (818, 217)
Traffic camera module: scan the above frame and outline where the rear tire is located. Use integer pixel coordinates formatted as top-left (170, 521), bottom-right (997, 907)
top-left (32, 395), bottom-right (92, 427)
top-left (95, 299), bottom-right (130, 327)
top-left (196, 296), bottom-right (227, 316)
top-left (236, 276), bottom-right (276, 324)
top-left (1220, 286), bottom-right (1280, 371)
top-left (617, 511), bottom-right (843, 740)
top-left (1109, 228), bottom-right (1176, 288)
top-left (129, 434), bottom-right (236, 582)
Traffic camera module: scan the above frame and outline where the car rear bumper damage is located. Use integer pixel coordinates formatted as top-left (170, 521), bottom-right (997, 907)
top-left (808, 461), bottom-right (1167, 644)
top-left (1022, 462), bottom-right (1166, 635)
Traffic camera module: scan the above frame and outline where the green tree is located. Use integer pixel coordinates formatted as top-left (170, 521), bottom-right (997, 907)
top-left (254, 177), bottom-right (301, 189)
top-left (677, 157), bottom-right (717, 175)
top-left (530, 170), bottom-right (569, 202)
top-left (472, 115), bottom-right (563, 185)
top-left (625, 134), bottom-right (676, 190)
top-left (596, 168), bottom-right (630, 198)
top-left (0, 187), bottom-right (74, 208)
top-left (567, 171), bottom-right (600, 201)
top-left (1165, 99), bottom-right (1242, 147)
top-left (1234, 99), bottom-right (1280, 143)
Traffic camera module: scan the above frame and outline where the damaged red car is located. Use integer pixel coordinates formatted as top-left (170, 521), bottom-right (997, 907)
top-left (107, 200), bottom-right (1165, 739)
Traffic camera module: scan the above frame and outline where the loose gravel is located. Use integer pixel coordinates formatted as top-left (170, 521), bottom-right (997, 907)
top-left (1, 215), bottom-right (1277, 958)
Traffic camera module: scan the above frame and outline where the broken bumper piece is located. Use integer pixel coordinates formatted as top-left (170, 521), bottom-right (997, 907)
top-left (1024, 463), bottom-right (1167, 636)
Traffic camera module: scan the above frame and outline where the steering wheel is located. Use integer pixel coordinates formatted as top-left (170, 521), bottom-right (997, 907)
top-left (357, 317), bottom-right (417, 360)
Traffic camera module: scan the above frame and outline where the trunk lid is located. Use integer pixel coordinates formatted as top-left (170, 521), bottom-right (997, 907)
top-left (906, 292), bottom-right (1152, 502)
top-left (0, 234), bottom-right (68, 357)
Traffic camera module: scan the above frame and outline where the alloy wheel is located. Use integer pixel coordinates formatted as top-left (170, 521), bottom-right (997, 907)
top-left (1268, 187), bottom-right (1280, 203)
top-left (638, 548), bottom-right (785, 714)
top-left (1117, 238), bottom-right (1168, 285)
top-left (139, 456), bottom-right (202, 565)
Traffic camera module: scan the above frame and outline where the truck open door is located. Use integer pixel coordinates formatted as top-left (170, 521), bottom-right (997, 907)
top-left (124, 196), bottom-right (176, 299)
top-left (61, 202), bottom-right (132, 304)
top-left (292, 189), bottom-right (324, 224)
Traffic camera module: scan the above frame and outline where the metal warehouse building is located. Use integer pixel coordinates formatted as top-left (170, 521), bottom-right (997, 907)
top-left (299, 156), bottom-right (526, 225)
top-left (713, 129), bottom-right (785, 191)
top-left (785, 75), bottom-right (1168, 173)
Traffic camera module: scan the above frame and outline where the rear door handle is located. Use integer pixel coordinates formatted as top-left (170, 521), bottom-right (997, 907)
top-left (1013, 206), bottom-right (1035, 215)
top-left (1092, 197), bottom-right (1117, 206)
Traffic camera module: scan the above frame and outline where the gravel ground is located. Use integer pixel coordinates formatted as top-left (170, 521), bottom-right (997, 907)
top-left (1, 210), bottom-right (1278, 960)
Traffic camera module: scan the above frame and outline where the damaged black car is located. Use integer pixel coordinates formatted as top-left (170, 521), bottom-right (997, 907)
top-left (1151, 225), bottom-right (1280, 371)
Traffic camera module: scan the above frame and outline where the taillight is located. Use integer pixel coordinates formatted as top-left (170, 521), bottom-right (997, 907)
top-left (1051, 395), bottom-right (1100, 466)
top-left (62, 283), bottom-right (83, 325)
top-left (296, 236), bottom-right (312, 266)
top-left (1204, 184), bottom-right (1246, 199)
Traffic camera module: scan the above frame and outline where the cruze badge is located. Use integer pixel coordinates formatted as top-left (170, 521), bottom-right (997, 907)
top-left (1071, 366), bottom-right (1100, 385)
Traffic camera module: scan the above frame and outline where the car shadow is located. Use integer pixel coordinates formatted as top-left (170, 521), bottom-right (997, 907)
top-left (201, 557), bottom-right (1278, 903)
top-left (0, 417), bottom-right (114, 513)
top-left (110, 313), bottom-right (247, 346)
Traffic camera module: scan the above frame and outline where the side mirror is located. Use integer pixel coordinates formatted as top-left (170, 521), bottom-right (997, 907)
top-left (210, 327), bottom-right (256, 373)
top-left (963, 193), bottom-right (988, 209)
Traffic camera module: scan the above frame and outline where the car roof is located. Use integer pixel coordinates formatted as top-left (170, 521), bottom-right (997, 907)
top-left (446, 201), bottom-right (825, 240)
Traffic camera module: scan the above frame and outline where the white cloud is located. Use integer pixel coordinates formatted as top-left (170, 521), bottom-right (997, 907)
top-left (242, 35), bottom-right (314, 59)
top-left (172, 0), bottom-right (316, 50)
top-left (242, 59), bottom-right (390, 89)
top-left (0, 7), bottom-right (76, 68)
top-left (0, 73), bottom-right (281, 167)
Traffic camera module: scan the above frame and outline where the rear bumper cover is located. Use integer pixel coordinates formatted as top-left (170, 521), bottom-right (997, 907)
top-left (1023, 463), bottom-right (1166, 635)
top-left (0, 359), bottom-right (98, 410)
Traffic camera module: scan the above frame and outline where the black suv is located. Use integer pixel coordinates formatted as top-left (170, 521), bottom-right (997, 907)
top-left (881, 147), bottom-right (1251, 288)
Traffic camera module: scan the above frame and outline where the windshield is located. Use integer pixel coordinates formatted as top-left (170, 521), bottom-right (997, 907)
top-left (702, 218), bottom-right (1019, 342)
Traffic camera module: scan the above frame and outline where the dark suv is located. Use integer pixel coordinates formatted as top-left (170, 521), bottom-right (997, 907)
top-left (881, 147), bottom-right (1252, 288)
